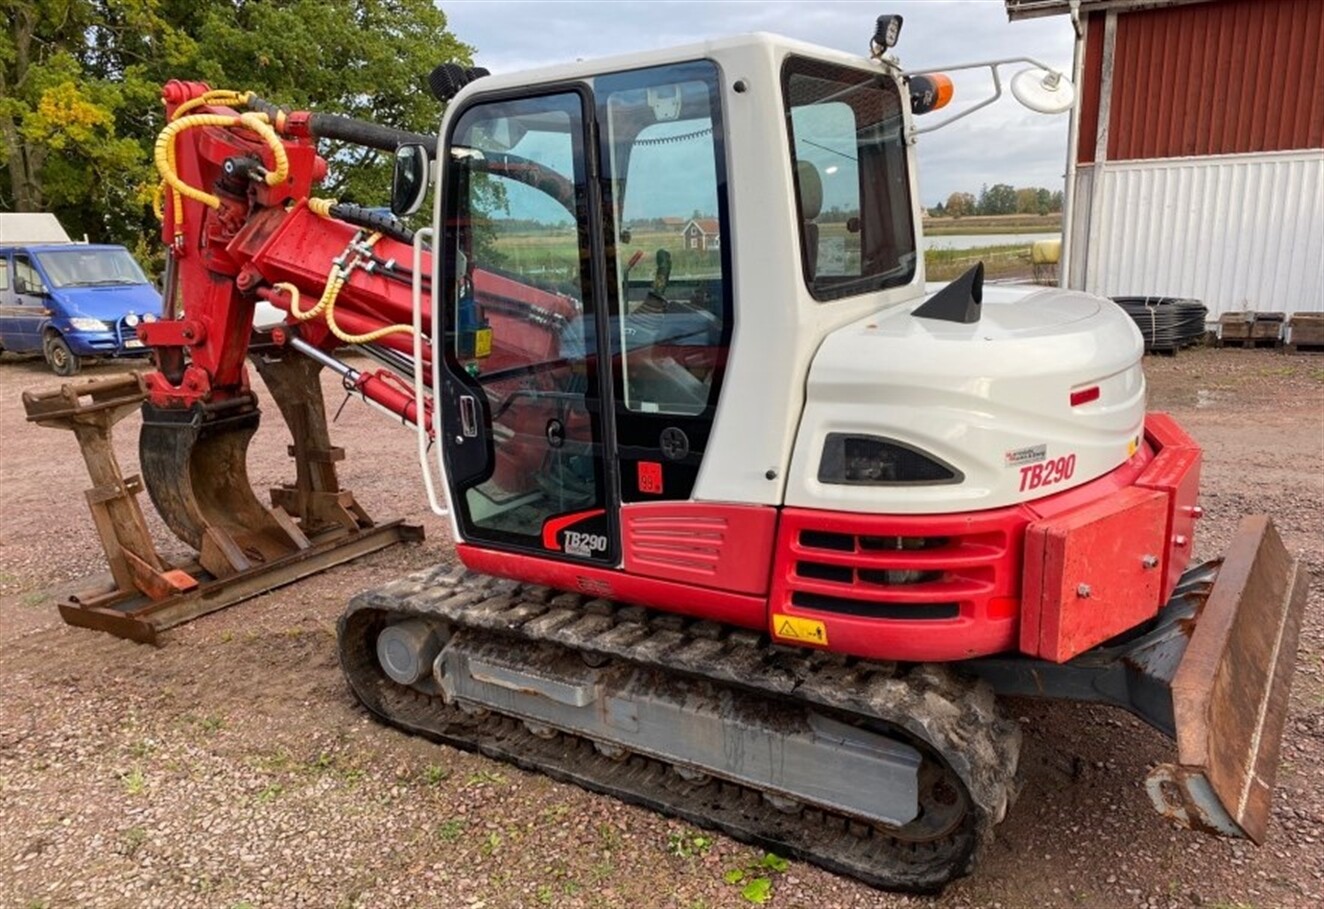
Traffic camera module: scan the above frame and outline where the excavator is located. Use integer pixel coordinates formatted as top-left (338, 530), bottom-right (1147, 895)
top-left (21, 15), bottom-right (1307, 892)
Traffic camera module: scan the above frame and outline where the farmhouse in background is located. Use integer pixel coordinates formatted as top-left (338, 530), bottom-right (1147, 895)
top-left (682, 217), bottom-right (721, 251)
top-left (1007, 0), bottom-right (1323, 320)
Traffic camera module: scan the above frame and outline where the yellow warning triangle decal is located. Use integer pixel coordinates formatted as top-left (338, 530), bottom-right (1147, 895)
top-left (776, 619), bottom-right (799, 638)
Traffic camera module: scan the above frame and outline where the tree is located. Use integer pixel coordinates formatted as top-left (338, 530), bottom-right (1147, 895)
top-left (945, 191), bottom-right (976, 218)
top-left (1, 1), bottom-right (472, 255)
top-left (977, 183), bottom-right (1017, 216)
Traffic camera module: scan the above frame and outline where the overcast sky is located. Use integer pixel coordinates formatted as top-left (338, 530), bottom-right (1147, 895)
top-left (439, 0), bottom-right (1078, 206)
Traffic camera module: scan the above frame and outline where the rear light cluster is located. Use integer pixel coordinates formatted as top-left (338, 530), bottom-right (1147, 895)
top-left (817, 434), bottom-right (960, 485)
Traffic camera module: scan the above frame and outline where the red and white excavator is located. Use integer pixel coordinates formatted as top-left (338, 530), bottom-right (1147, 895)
top-left (23, 14), bottom-right (1306, 892)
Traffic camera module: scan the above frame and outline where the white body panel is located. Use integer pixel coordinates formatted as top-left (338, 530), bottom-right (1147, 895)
top-left (786, 284), bottom-right (1146, 514)
top-left (0, 213), bottom-right (72, 246)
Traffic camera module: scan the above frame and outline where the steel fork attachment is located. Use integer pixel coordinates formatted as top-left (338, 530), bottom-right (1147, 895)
top-left (22, 358), bottom-right (422, 644)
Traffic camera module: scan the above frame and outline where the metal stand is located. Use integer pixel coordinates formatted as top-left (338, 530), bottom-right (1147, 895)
top-left (22, 369), bottom-right (423, 645)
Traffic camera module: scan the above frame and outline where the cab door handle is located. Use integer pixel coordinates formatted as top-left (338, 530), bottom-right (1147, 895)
top-left (459, 394), bottom-right (479, 438)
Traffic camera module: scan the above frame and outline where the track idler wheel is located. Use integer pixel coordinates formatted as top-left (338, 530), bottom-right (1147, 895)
top-left (140, 396), bottom-right (309, 578)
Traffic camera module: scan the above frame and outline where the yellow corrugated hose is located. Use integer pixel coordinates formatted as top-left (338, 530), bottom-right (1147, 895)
top-left (272, 231), bottom-right (415, 344)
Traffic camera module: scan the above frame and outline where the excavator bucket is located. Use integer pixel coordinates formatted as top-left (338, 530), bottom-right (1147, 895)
top-left (1146, 515), bottom-right (1308, 842)
top-left (140, 396), bottom-right (311, 578)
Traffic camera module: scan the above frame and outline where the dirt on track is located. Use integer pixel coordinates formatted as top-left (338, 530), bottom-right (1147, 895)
top-left (1, 347), bottom-right (1321, 909)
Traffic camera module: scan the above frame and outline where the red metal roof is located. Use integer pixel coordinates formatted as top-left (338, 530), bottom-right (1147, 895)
top-left (1077, 0), bottom-right (1323, 162)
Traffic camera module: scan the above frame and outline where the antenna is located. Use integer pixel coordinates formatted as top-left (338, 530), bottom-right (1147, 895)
top-left (1010, 67), bottom-right (1076, 115)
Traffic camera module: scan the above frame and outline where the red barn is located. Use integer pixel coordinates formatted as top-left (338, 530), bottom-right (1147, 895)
top-left (1007, 0), bottom-right (1323, 319)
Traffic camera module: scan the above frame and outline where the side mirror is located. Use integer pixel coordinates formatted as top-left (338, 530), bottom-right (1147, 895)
top-left (391, 143), bottom-right (431, 218)
top-left (15, 277), bottom-right (46, 297)
top-left (1010, 67), bottom-right (1076, 115)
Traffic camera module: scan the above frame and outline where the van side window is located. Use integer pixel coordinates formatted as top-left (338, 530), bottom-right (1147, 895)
top-left (13, 256), bottom-right (44, 295)
top-left (0, 259), bottom-right (8, 291)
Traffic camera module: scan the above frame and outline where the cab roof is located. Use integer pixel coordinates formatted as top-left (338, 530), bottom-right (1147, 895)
top-left (452, 31), bottom-right (895, 102)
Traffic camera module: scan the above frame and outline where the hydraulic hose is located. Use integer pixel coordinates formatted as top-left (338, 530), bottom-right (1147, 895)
top-left (247, 95), bottom-right (435, 151)
top-left (1111, 297), bottom-right (1209, 352)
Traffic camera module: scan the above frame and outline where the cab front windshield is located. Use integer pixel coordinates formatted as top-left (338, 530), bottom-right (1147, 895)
top-left (35, 249), bottom-right (149, 288)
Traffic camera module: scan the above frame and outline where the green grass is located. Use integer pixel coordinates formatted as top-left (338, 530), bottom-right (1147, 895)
top-left (925, 243), bottom-right (1031, 281)
top-left (436, 818), bottom-right (466, 842)
top-left (120, 767), bottom-right (146, 796)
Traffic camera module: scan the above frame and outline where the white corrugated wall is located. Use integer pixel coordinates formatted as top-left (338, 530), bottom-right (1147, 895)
top-left (1079, 149), bottom-right (1324, 319)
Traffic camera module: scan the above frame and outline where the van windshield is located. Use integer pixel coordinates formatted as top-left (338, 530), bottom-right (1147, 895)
top-left (35, 249), bottom-right (149, 288)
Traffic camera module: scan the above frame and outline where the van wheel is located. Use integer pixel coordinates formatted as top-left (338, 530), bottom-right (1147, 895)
top-left (44, 335), bottom-right (81, 377)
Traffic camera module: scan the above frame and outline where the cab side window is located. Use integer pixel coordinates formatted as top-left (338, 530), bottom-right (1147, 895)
top-left (599, 62), bottom-right (730, 418)
top-left (0, 258), bottom-right (9, 291)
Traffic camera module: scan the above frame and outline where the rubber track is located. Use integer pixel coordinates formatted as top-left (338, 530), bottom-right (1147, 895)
top-left (338, 564), bottom-right (1022, 892)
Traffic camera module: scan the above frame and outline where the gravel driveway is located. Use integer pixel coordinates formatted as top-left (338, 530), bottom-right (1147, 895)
top-left (1, 347), bottom-right (1320, 909)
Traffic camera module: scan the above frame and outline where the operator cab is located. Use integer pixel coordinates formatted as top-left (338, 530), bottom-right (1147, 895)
top-left (419, 35), bottom-right (924, 566)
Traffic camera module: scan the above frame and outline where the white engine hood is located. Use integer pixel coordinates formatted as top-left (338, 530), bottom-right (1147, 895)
top-left (784, 284), bottom-right (1147, 514)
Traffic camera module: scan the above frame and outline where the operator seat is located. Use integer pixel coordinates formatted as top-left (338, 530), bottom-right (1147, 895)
top-left (796, 159), bottom-right (823, 281)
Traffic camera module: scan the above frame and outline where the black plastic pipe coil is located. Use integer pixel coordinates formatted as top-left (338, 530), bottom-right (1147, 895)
top-left (1111, 296), bottom-right (1208, 352)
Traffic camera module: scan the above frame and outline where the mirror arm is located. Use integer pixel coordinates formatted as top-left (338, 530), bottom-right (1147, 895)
top-left (904, 56), bottom-right (1066, 139)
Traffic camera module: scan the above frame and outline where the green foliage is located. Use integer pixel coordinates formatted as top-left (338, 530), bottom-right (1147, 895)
top-left (722, 853), bottom-right (789, 905)
top-left (740, 877), bottom-right (773, 904)
top-left (435, 818), bottom-right (465, 841)
top-left (2, 0), bottom-right (473, 259)
top-left (666, 829), bottom-right (714, 859)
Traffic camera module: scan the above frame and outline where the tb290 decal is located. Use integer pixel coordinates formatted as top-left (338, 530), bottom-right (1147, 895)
top-left (1019, 453), bottom-right (1076, 492)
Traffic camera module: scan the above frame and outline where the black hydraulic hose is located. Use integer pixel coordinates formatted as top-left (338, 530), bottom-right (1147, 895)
top-left (246, 95), bottom-right (435, 152)
top-left (306, 112), bottom-right (436, 153)
top-left (328, 202), bottom-right (416, 245)
top-left (1111, 296), bottom-right (1208, 352)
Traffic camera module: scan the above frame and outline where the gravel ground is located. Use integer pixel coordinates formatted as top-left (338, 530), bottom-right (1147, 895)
top-left (1, 347), bottom-right (1321, 909)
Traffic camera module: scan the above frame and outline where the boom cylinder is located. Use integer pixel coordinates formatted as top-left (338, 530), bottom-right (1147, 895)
top-left (288, 336), bottom-right (431, 433)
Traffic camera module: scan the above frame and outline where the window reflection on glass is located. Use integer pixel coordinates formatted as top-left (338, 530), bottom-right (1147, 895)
top-left (784, 57), bottom-right (917, 301)
top-left (603, 72), bottom-right (727, 416)
top-left (446, 93), bottom-right (603, 542)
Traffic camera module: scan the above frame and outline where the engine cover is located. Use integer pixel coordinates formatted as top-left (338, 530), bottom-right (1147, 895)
top-left (786, 285), bottom-right (1146, 514)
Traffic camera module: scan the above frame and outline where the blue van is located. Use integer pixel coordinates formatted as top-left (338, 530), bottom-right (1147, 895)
top-left (0, 243), bottom-right (162, 376)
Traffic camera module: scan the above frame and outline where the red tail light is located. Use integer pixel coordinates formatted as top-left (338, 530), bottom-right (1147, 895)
top-left (1070, 386), bottom-right (1100, 407)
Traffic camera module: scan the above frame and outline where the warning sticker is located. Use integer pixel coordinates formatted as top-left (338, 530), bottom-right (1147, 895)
top-left (771, 613), bottom-right (829, 647)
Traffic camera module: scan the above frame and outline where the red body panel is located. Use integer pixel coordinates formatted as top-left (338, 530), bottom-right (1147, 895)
top-left (621, 502), bottom-right (778, 596)
top-left (768, 505), bottom-right (1025, 661)
top-left (1022, 486), bottom-right (1169, 662)
top-left (456, 543), bottom-right (767, 630)
top-left (458, 413), bottom-right (1202, 664)
top-left (1135, 412), bottom-right (1204, 599)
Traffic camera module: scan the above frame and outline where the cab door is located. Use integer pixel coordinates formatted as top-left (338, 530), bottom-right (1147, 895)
top-left (438, 89), bottom-right (617, 564)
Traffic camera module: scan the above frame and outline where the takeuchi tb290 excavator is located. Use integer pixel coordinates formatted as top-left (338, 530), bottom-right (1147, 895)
top-left (22, 15), bottom-right (1308, 892)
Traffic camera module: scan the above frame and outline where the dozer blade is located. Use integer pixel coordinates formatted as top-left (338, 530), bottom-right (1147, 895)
top-left (1146, 515), bottom-right (1308, 842)
top-left (139, 396), bottom-right (310, 577)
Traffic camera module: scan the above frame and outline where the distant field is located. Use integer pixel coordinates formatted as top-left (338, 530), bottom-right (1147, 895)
top-left (487, 224), bottom-right (1039, 287)
top-left (925, 244), bottom-right (1031, 281)
top-left (923, 213), bottom-right (1061, 236)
